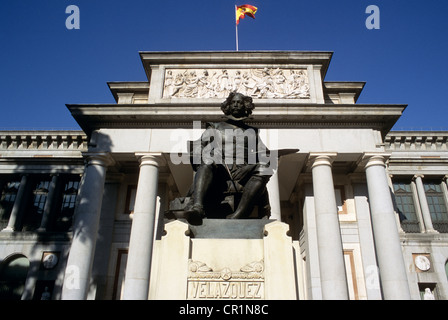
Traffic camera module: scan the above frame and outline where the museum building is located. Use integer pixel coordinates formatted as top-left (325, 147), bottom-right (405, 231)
top-left (1, 51), bottom-right (448, 300)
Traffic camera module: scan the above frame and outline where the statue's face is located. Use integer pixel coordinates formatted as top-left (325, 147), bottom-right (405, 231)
top-left (229, 94), bottom-right (246, 118)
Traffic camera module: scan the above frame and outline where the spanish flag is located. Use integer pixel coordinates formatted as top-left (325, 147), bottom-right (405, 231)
top-left (236, 4), bottom-right (258, 25)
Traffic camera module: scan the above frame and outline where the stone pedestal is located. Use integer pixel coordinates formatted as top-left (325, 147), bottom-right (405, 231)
top-left (148, 219), bottom-right (297, 300)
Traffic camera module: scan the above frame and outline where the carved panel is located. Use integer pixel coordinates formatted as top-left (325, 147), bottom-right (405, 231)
top-left (163, 68), bottom-right (310, 99)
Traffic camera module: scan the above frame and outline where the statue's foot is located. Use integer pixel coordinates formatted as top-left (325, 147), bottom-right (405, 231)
top-left (185, 204), bottom-right (205, 225)
top-left (226, 212), bottom-right (242, 219)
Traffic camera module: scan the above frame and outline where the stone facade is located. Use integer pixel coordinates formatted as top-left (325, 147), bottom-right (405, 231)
top-left (1, 51), bottom-right (448, 300)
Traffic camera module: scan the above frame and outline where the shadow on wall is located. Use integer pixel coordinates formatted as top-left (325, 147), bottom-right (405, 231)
top-left (0, 129), bottom-right (115, 300)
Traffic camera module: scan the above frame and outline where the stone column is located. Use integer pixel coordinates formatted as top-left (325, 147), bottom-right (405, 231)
top-left (413, 175), bottom-right (437, 233)
top-left (38, 174), bottom-right (60, 232)
top-left (89, 174), bottom-right (123, 299)
top-left (364, 154), bottom-right (411, 300)
top-left (61, 153), bottom-right (113, 300)
top-left (441, 176), bottom-right (448, 209)
top-left (387, 174), bottom-right (405, 233)
top-left (122, 153), bottom-right (163, 300)
top-left (310, 153), bottom-right (349, 300)
top-left (410, 180), bottom-right (426, 233)
top-left (2, 174), bottom-right (28, 232)
top-left (266, 169), bottom-right (281, 220)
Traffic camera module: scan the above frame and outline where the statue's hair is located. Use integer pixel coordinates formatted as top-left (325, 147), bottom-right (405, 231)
top-left (220, 91), bottom-right (255, 117)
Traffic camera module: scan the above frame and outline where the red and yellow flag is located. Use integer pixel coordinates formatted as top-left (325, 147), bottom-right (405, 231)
top-left (236, 4), bottom-right (258, 25)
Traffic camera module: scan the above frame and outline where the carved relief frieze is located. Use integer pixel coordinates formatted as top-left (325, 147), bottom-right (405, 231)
top-left (163, 68), bottom-right (310, 99)
top-left (188, 259), bottom-right (264, 280)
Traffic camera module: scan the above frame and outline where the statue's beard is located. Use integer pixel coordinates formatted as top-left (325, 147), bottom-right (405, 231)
top-left (229, 106), bottom-right (248, 119)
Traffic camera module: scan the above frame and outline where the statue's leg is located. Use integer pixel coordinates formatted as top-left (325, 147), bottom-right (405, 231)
top-left (192, 163), bottom-right (214, 207)
top-left (186, 164), bottom-right (214, 223)
top-left (226, 175), bottom-right (268, 219)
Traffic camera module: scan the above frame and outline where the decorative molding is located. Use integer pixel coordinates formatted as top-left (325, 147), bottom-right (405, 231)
top-left (0, 132), bottom-right (87, 152)
top-left (86, 121), bottom-right (389, 131)
top-left (385, 132), bottom-right (448, 151)
top-left (413, 253), bottom-right (432, 272)
top-left (188, 259), bottom-right (264, 281)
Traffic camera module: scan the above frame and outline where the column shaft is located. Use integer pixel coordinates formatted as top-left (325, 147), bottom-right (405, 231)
top-left (364, 155), bottom-right (411, 300)
top-left (122, 154), bottom-right (161, 300)
top-left (414, 175), bottom-right (437, 233)
top-left (311, 154), bottom-right (349, 300)
top-left (61, 153), bottom-right (111, 300)
top-left (2, 175), bottom-right (28, 231)
top-left (38, 174), bottom-right (60, 231)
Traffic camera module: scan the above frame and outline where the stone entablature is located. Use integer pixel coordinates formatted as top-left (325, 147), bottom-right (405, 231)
top-left (0, 131), bottom-right (87, 153)
top-left (67, 52), bottom-right (407, 137)
top-left (385, 132), bottom-right (448, 151)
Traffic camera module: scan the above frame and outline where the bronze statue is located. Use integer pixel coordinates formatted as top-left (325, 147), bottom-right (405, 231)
top-left (168, 92), bottom-right (275, 225)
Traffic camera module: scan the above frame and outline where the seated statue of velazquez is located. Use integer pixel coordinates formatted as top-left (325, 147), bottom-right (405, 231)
top-left (168, 92), bottom-right (276, 225)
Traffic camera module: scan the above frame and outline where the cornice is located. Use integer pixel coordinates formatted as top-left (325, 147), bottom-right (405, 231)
top-left (385, 131), bottom-right (448, 152)
top-left (0, 131), bottom-right (87, 152)
top-left (139, 50), bottom-right (334, 79)
top-left (67, 102), bottom-right (406, 136)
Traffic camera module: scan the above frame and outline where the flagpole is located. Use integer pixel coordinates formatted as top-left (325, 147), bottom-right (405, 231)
top-left (236, 23), bottom-right (239, 51)
top-left (235, 5), bottom-right (239, 51)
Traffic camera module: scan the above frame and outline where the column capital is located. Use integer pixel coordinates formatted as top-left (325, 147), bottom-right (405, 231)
top-left (135, 152), bottom-right (165, 167)
top-left (82, 152), bottom-right (115, 167)
top-left (308, 152), bottom-right (337, 169)
top-left (362, 153), bottom-right (391, 169)
top-left (413, 174), bottom-right (425, 180)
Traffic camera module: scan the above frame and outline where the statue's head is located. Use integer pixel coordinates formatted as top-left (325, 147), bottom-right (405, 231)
top-left (220, 92), bottom-right (255, 120)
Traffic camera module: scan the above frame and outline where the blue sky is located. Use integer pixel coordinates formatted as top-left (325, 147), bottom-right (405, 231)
top-left (0, 0), bottom-right (447, 131)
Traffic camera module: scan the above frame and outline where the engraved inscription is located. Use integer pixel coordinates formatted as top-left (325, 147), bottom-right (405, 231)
top-left (163, 68), bottom-right (310, 99)
top-left (187, 259), bottom-right (265, 300)
top-left (188, 281), bottom-right (264, 299)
